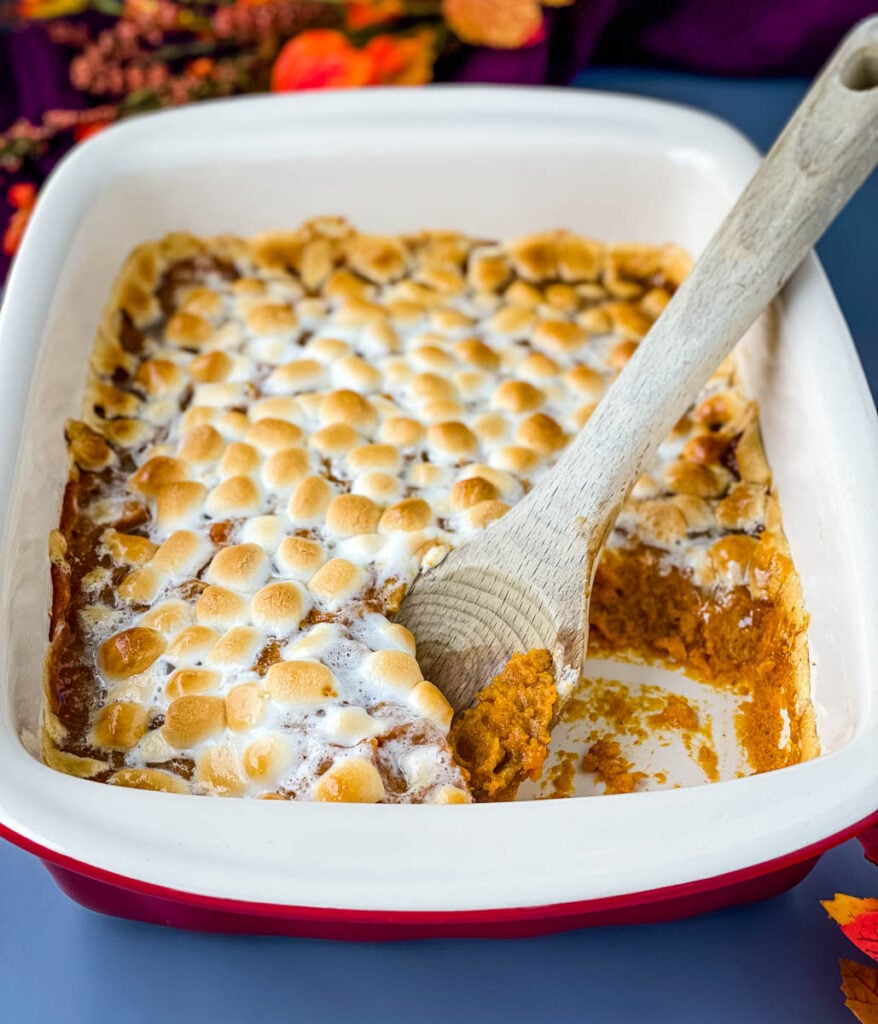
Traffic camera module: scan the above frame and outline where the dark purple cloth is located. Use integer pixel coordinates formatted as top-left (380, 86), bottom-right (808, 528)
top-left (1, 23), bottom-right (87, 278)
top-left (1, 1), bottom-right (875, 278)
top-left (456, 0), bottom-right (878, 84)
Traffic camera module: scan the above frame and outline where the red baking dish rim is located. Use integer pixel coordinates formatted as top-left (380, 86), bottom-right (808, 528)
top-left (2, 810), bottom-right (877, 925)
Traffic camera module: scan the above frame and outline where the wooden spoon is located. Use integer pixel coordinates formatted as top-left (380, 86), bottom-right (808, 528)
top-left (396, 16), bottom-right (878, 713)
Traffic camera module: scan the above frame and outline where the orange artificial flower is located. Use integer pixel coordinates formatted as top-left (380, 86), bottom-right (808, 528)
top-left (442, 0), bottom-right (544, 49)
top-left (73, 120), bottom-right (111, 143)
top-left (7, 183), bottom-right (35, 211)
top-left (346, 0), bottom-right (404, 31)
top-left (3, 183), bottom-right (37, 258)
top-left (17, 0), bottom-right (87, 17)
top-left (123, 0), bottom-right (157, 17)
top-left (366, 31), bottom-right (435, 85)
top-left (186, 57), bottom-right (215, 78)
top-left (271, 30), bottom-right (374, 91)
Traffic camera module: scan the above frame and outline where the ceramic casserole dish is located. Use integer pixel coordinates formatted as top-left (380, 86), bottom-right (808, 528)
top-left (0, 87), bottom-right (876, 939)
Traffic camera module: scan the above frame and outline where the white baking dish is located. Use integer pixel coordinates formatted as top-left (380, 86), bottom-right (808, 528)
top-left (0, 87), bottom-right (876, 934)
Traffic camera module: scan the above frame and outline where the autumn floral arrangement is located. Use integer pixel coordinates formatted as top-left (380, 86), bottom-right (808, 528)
top-left (0, 0), bottom-right (571, 264)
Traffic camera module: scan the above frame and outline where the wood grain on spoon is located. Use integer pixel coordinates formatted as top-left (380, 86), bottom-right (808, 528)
top-left (397, 16), bottom-right (878, 714)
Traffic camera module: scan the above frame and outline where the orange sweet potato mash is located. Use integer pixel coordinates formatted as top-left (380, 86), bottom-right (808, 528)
top-left (449, 650), bottom-right (557, 801)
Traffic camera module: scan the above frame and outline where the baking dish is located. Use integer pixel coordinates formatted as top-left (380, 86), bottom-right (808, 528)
top-left (0, 86), bottom-right (876, 938)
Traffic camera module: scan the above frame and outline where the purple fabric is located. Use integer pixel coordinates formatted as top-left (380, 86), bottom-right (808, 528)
top-left (1, 23), bottom-right (88, 279)
top-left (0, 0), bottom-right (875, 279)
top-left (455, 0), bottom-right (878, 84)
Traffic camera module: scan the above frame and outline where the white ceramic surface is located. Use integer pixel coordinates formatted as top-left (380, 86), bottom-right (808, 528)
top-left (0, 87), bottom-right (876, 913)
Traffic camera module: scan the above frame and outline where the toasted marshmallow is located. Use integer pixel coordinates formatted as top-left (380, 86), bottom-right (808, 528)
top-left (313, 757), bottom-right (385, 803)
top-left (379, 498), bottom-right (433, 534)
top-left (284, 622), bottom-right (340, 660)
top-left (491, 380), bottom-right (545, 414)
top-left (92, 702), bottom-right (149, 751)
top-left (251, 581), bottom-right (306, 633)
top-left (427, 421), bottom-right (478, 461)
top-left (266, 660), bottom-right (338, 706)
top-left (363, 618), bottom-right (417, 655)
top-left (308, 558), bottom-right (368, 609)
top-left (265, 359), bottom-right (327, 395)
top-left (464, 499), bottom-right (510, 531)
top-left (332, 354), bottom-right (383, 393)
top-left (196, 585), bottom-right (249, 630)
top-left (207, 625), bottom-right (265, 668)
top-left (309, 423), bottom-right (360, 457)
top-left (225, 682), bottom-right (266, 732)
top-left (166, 311), bottom-right (212, 348)
top-left (139, 599), bottom-right (192, 637)
top-left (322, 706), bottom-right (386, 746)
top-left (319, 390), bottom-right (377, 431)
top-left (136, 359), bottom-right (186, 397)
top-left (129, 455), bottom-right (189, 497)
top-left (178, 424), bottom-right (225, 466)
top-left (193, 382), bottom-right (249, 409)
top-left (287, 475), bottom-right (333, 526)
top-left (243, 733), bottom-right (291, 783)
top-left (196, 744), bottom-right (248, 796)
top-left (218, 442), bottom-right (260, 480)
top-left (164, 625), bottom-right (221, 666)
top-left (205, 475), bottom-right (262, 518)
top-left (163, 694), bottom-right (226, 748)
top-left (262, 447), bottom-right (310, 492)
top-left (118, 566), bottom-right (163, 605)
top-left (239, 515), bottom-right (287, 553)
top-left (352, 471), bottom-right (402, 505)
top-left (408, 463), bottom-right (448, 490)
top-left (98, 627), bottom-right (165, 680)
top-left (449, 475), bottom-right (498, 512)
top-left (378, 416), bottom-right (424, 448)
top-left (246, 417), bottom-right (303, 454)
top-left (489, 445), bottom-right (540, 476)
top-left (205, 543), bottom-right (271, 591)
top-left (275, 536), bottom-right (326, 581)
top-left (246, 302), bottom-right (298, 338)
top-left (165, 667), bottom-right (221, 699)
top-left (249, 396), bottom-right (303, 424)
top-left (108, 769), bottom-right (188, 794)
top-left (325, 494), bottom-right (381, 539)
top-left (360, 649), bottom-right (423, 696)
top-left (347, 444), bottom-right (400, 474)
top-left (408, 681), bottom-right (453, 732)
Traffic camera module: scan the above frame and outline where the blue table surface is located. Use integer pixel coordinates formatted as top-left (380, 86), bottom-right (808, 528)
top-left (1, 71), bottom-right (876, 1024)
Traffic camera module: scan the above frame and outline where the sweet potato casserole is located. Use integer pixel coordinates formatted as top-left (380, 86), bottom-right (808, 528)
top-left (42, 218), bottom-right (816, 803)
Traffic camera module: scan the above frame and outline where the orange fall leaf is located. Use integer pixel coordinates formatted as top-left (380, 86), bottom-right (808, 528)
top-left (841, 960), bottom-right (878, 1024)
top-left (824, 895), bottom-right (878, 962)
top-left (824, 895), bottom-right (878, 928)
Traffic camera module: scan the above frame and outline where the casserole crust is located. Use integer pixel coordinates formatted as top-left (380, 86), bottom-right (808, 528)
top-left (42, 217), bottom-right (816, 802)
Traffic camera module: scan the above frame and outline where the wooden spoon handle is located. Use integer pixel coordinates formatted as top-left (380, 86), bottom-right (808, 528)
top-left (513, 16), bottom-right (878, 564)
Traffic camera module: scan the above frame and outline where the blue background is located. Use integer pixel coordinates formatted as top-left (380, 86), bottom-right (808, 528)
top-left (1, 71), bottom-right (876, 1023)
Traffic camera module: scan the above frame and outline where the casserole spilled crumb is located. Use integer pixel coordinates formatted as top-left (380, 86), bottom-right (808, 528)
top-left (42, 218), bottom-right (815, 803)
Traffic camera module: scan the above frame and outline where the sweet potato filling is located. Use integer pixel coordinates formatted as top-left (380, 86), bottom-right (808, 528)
top-left (588, 543), bottom-right (815, 774)
top-left (447, 531), bottom-right (814, 801)
top-left (449, 650), bottom-right (557, 801)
